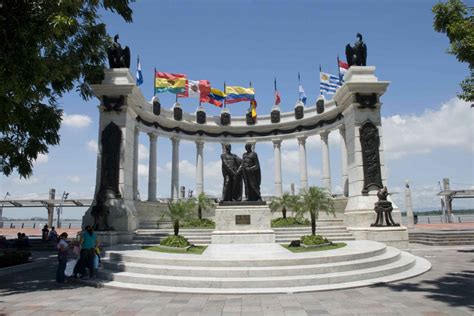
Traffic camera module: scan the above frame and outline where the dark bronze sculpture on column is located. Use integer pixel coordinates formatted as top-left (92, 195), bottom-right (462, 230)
top-left (371, 187), bottom-right (400, 227)
top-left (345, 33), bottom-right (367, 67)
top-left (107, 34), bottom-right (131, 69)
top-left (241, 143), bottom-right (262, 201)
top-left (220, 144), bottom-right (243, 202)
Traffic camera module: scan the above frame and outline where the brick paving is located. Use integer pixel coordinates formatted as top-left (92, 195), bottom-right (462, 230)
top-left (0, 244), bottom-right (473, 315)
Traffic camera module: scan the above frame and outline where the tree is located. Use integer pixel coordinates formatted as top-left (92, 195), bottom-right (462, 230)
top-left (269, 192), bottom-right (297, 219)
top-left (296, 187), bottom-right (335, 236)
top-left (163, 199), bottom-right (196, 236)
top-left (0, 1), bottom-right (133, 178)
top-left (432, 0), bottom-right (474, 102)
top-left (196, 192), bottom-right (212, 220)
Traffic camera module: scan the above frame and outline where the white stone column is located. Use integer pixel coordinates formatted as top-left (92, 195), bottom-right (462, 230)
top-left (405, 181), bottom-right (415, 228)
top-left (171, 137), bottom-right (180, 200)
top-left (147, 133), bottom-right (157, 202)
top-left (195, 140), bottom-right (204, 195)
top-left (320, 131), bottom-right (332, 193)
top-left (339, 126), bottom-right (349, 197)
top-left (272, 139), bottom-right (283, 197)
top-left (132, 127), bottom-right (139, 200)
top-left (297, 136), bottom-right (308, 193)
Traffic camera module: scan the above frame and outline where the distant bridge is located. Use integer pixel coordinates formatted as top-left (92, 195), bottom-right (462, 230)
top-left (1, 199), bottom-right (93, 208)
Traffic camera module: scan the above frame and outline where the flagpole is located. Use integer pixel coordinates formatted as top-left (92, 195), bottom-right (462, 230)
top-left (153, 67), bottom-right (156, 97)
top-left (337, 55), bottom-right (341, 80)
top-left (223, 81), bottom-right (227, 109)
top-left (298, 72), bottom-right (301, 102)
top-left (319, 64), bottom-right (323, 95)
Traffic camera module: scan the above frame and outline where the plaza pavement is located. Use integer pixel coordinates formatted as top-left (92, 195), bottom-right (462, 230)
top-left (0, 243), bottom-right (473, 316)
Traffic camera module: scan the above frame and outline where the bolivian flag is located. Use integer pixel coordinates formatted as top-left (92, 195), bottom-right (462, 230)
top-left (225, 86), bottom-right (255, 104)
top-left (154, 71), bottom-right (187, 94)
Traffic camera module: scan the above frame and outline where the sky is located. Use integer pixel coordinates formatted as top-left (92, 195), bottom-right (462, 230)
top-left (1, 0), bottom-right (473, 219)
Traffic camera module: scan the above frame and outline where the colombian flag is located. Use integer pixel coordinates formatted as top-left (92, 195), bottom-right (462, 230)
top-left (204, 88), bottom-right (226, 107)
top-left (225, 86), bottom-right (255, 104)
top-left (154, 71), bottom-right (187, 94)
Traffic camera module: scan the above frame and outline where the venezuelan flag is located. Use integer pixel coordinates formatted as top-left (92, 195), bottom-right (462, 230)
top-left (225, 86), bottom-right (255, 104)
top-left (154, 71), bottom-right (187, 94)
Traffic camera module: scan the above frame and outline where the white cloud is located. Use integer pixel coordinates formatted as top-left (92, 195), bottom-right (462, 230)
top-left (13, 176), bottom-right (40, 185)
top-left (138, 144), bottom-right (148, 160)
top-left (138, 164), bottom-right (148, 177)
top-left (67, 176), bottom-right (81, 183)
top-left (86, 140), bottom-right (98, 153)
top-left (34, 153), bottom-right (48, 165)
top-left (62, 113), bottom-right (92, 128)
top-left (165, 160), bottom-right (195, 179)
top-left (382, 98), bottom-right (473, 160)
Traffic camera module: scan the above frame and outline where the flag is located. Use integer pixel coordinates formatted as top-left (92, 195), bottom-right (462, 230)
top-left (178, 79), bottom-right (211, 101)
top-left (274, 78), bottom-right (281, 105)
top-left (338, 58), bottom-right (349, 80)
top-left (154, 71), bottom-right (187, 94)
top-left (225, 86), bottom-right (255, 104)
top-left (320, 71), bottom-right (343, 95)
top-left (298, 72), bottom-right (307, 105)
top-left (203, 88), bottom-right (226, 107)
top-left (136, 57), bottom-right (143, 86)
top-left (250, 99), bottom-right (257, 119)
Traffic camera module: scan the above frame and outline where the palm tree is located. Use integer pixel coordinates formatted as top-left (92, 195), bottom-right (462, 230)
top-left (196, 192), bottom-right (212, 220)
top-left (269, 192), bottom-right (297, 219)
top-left (162, 198), bottom-right (196, 236)
top-left (297, 187), bottom-right (335, 235)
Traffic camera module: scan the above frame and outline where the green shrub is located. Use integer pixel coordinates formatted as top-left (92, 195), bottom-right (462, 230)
top-left (160, 235), bottom-right (190, 248)
top-left (300, 235), bottom-right (330, 246)
top-left (0, 250), bottom-right (32, 268)
top-left (271, 217), bottom-right (310, 227)
top-left (181, 218), bottom-right (215, 229)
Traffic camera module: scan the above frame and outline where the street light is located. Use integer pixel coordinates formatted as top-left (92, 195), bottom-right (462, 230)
top-left (56, 191), bottom-right (69, 228)
top-left (0, 192), bottom-right (11, 229)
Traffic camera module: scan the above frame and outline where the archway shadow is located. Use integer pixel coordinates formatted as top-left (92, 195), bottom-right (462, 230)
top-left (370, 270), bottom-right (474, 309)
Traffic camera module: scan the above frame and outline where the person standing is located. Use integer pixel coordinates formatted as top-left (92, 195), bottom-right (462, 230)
top-left (74, 225), bottom-right (98, 279)
top-left (41, 224), bottom-right (49, 242)
top-left (56, 232), bottom-right (69, 283)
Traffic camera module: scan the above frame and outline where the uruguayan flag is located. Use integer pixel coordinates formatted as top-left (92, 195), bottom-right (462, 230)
top-left (320, 72), bottom-right (343, 95)
top-left (299, 85), bottom-right (307, 105)
top-left (136, 57), bottom-right (143, 86)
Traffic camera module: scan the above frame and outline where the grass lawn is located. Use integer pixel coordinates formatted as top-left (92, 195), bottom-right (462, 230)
top-left (142, 245), bottom-right (207, 255)
top-left (281, 243), bottom-right (346, 253)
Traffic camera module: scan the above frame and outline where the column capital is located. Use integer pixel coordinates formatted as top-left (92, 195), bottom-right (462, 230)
top-left (297, 135), bottom-right (307, 145)
top-left (171, 136), bottom-right (180, 144)
top-left (338, 124), bottom-right (346, 135)
top-left (320, 131), bottom-right (330, 142)
top-left (148, 132), bottom-right (158, 140)
top-left (195, 139), bottom-right (205, 147)
top-left (272, 138), bottom-right (282, 148)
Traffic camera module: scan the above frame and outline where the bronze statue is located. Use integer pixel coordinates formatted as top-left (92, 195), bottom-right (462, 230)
top-left (345, 33), bottom-right (367, 67)
top-left (240, 143), bottom-right (262, 201)
top-left (107, 34), bottom-right (130, 68)
top-left (371, 186), bottom-right (400, 227)
top-left (220, 144), bottom-right (243, 202)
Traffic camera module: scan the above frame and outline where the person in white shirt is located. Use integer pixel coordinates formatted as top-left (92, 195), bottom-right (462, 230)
top-left (56, 232), bottom-right (69, 283)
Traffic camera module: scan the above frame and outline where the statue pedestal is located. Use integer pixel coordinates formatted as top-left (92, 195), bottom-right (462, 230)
top-left (211, 204), bottom-right (275, 244)
top-left (348, 227), bottom-right (409, 250)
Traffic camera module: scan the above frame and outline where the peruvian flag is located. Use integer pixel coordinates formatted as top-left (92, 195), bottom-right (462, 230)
top-left (274, 90), bottom-right (281, 105)
top-left (178, 80), bottom-right (211, 102)
top-left (338, 59), bottom-right (349, 79)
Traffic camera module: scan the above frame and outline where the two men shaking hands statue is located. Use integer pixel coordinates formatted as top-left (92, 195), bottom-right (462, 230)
top-left (221, 144), bottom-right (262, 203)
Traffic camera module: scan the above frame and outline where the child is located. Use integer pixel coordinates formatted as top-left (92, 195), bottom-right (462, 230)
top-left (56, 232), bottom-right (69, 283)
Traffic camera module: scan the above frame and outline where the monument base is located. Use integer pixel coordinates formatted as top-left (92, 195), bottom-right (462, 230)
top-left (95, 231), bottom-right (134, 246)
top-left (348, 226), bottom-right (409, 250)
top-left (211, 203), bottom-right (275, 244)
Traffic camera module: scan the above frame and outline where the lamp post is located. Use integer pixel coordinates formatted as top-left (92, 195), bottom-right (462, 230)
top-left (56, 191), bottom-right (69, 228)
top-left (0, 192), bottom-right (10, 229)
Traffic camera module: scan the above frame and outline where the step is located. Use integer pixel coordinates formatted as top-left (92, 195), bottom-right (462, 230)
top-left (97, 255), bottom-right (430, 294)
top-left (98, 251), bottom-right (416, 289)
top-left (102, 247), bottom-right (401, 278)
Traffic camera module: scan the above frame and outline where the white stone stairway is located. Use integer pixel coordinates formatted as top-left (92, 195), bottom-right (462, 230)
top-left (97, 241), bottom-right (431, 294)
top-left (134, 219), bottom-right (355, 245)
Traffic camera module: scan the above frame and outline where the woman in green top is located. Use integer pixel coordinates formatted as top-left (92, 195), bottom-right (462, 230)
top-left (73, 225), bottom-right (98, 279)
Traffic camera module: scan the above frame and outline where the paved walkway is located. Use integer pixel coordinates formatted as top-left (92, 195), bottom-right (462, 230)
top-left (0, 244), bottom-right (473, 316)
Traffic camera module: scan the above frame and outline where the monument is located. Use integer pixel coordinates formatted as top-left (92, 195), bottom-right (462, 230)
top-left (345, 33), bottom-right (367, 67)
top-left (212, 143), bottom-right (275, 244)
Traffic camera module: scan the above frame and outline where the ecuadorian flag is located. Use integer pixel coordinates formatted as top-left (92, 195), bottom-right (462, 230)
top-left (204, 88), bottom-right (226, 107)
top-left (154, 71), bottom-right (187, 94)
top-left (225, 86), bottom-right (255, 104)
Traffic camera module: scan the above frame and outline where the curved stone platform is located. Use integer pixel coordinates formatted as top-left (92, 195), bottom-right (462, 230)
top-left (97, 241), bottom-right (430, 294)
